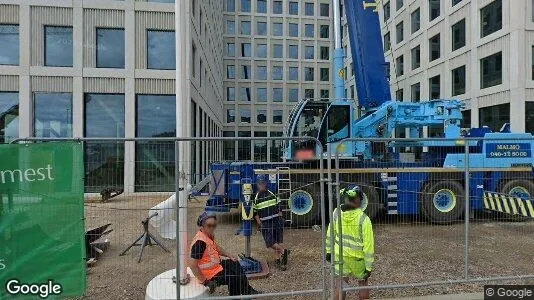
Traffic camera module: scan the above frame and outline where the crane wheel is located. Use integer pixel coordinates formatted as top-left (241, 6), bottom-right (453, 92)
top-left (421, 181), bottom-right (465, 224)
top-left (288, 184), bottom-right (321, 228)
top-left (498, 179), bottom-right (534, 221)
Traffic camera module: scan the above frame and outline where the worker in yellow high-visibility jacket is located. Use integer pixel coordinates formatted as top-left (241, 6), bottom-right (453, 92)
top-left (325, 185), bottom-right (375, 300)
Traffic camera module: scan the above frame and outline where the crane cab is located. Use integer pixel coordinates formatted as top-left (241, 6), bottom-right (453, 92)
top-left (284, 99), bottom-right (355, 160)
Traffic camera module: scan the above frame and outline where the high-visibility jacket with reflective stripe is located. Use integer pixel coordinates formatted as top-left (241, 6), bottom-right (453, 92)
top-left (253, 190), bottom-right (281, 221)
top-left (190, 230), bottom-right (224, 280)
top-left (325, 206), bottom-right (375, 272)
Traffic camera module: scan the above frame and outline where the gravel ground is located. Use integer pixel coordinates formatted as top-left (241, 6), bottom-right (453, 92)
top-left (81, 195), bottom-right (534, 300)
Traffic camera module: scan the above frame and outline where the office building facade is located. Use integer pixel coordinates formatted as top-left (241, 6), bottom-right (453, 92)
top-left (378, 0), bottom-right (534, 133)
top-left (0, 0), bottom-right (223, 192)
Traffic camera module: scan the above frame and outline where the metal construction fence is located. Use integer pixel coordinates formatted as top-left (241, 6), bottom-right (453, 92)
top-left (6, 136), bottom-right (534, 300)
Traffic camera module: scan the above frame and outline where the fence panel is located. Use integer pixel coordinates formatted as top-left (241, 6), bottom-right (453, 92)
top-left (6, 136), bottom-right (534, 300)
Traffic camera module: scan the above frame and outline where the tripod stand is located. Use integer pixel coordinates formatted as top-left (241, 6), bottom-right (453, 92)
top-left (119, 212), bottom-right (170, 262)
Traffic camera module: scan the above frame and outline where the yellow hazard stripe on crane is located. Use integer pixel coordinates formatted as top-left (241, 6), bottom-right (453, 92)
top-left (483, 191), bottom-right (534, 218)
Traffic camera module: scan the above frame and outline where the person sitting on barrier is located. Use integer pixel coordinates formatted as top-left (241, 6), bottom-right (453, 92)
top-left (253, 174), bottom-right (290, 271)
top-left (325, 185), bottom-right (375, 300)
top-left (188, 211), bottom-right (261, 296)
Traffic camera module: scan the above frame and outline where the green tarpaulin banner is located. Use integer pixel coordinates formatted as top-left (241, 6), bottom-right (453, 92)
top-left (0, 142), bottom-right (86, 299)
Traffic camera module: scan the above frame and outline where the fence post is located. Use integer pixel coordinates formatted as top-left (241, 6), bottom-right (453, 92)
top-left (335, 150), bottom-right (344, 300)
top-left (464, 140), bottom-right (470, 280)
top-left (319, 144), bottom-right (328, 300)
top-left (175, 140), bottom-right (181, 299)
top-left (327, 145), bottom-right (336, 299)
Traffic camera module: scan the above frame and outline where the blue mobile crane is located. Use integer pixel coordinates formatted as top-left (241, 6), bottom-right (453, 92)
top-left (204, 0), bottom-right (534, 227)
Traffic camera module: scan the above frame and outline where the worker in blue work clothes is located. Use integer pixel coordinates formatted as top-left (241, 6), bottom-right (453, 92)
top-left (253, 174), bottom-right (290, 271)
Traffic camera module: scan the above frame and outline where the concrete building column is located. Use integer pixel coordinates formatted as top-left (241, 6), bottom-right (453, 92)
top-left (509, 1), bottom-right (527, 133)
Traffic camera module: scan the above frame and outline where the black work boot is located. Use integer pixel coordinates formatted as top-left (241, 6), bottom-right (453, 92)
top-left (281, 249), bottom-right (290, 266)
top-left (275, 258), bottom-right (286, 271)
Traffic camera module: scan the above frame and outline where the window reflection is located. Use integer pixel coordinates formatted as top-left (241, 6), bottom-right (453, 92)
top-left (33, 92), bottom-right (73, 138)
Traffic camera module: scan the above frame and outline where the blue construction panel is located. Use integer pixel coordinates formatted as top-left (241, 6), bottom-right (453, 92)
top-left (344, 0), bottom-right (391, 108)
top-left (469, 173), bottom-right (485, 210)
top-left (396, 172), bottom-right (427, 214)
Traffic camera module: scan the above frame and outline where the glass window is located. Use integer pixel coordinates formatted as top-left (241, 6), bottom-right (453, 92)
top-left (273, 110), bottom-right (283, 124)
top-left (320, 25), bottom-right (329, 38)
top-left (288, 67), bottom-right (298, 80)
top-left (289, 2), bottom-right (299, 15)
top-left (84, 94), bottom-right (125, 192)
top-left (257, 66), bottom-right (267, 80)
top-left (273, 88), bottom-right (283, 102)
top-left (320, 46), bottom-right (330, 60)
top-left (305, 3), bottom-right (314, 16)
top-left (257, 21), bottom-right (267, 35)
top-left (0, 24), bottom-right (19, 65)
top-left (227, 109), bottom-right (235, 123)
top-left (289, 23), bottom-right (299, 37)
top-left (257, 87), bottom-right (267, 102)
top-left (273, 22), bottom-right (283, 36)
top-left (452, 19), bottom-right (466, 51)
top-left (241, 43), bottom-right (251, 57)
top-left (45, 26), bottom-right (73, 67)
top-left (320, 89), bottom-right (330, 99)
top-left (481, 52), bottom-right (502, 88)
top-left (320, 68), bottom-right (330, 81)
top-left (273, 1), bottom-right (283, 14)
top-left (240, 108), bottom-right (251, 123)
top-left (227, 20), bottom-right (236, 34)
top-left (411, 8), bottom-right (420, 33)
top-left (241, 65), bottom-right (251, 79)
top-left (273, 44), bottom-right (283, 58)
top-left (254, 131), bottom-right (268, 162)
top-left (0, 92), bottom-right (18, 143)
top-left (429, 34), bottom-right (440, 61)
top-left (396, 22), bottom-right (404, 43)
top-left (272, 66), bottom-right (283, 80)
top-left (135, 95), bottom-right (176, 192)
top-left (396, 55), bottom-right (404, 76)
top-left (304, 67), bottom-right (314, 81)
top-left (238, 131), bottom-right (251, 160)
top-left (257, 43), bottom-right (267, 58)
top-left (270, 131), bottom-right (283, 162)
top-left (289, 88), bottom-right (299, 102)
top-left (305, 24), bottom-right (315, 37)
top-left (223, 131), bottom-right (235, 161)
top-left (396, 0), bottom-right (403, 10)
top-left (227, 0), bottom-right (236, 12)
top-left (96, 28), bottom-right (125, 68)
top-left (305, 45), bottom-right (314, 59)
top-left (479, 103), bottom-right (509, 132)
top-left (453, 0), bottom-right (462, 6)
top-left (227, 65), bottom-right (235, 79)
top-left (384, 32), bottom-right (391, 51)
top-left (481, 0), bottom-right (502, 38)
top-left (411, 45), bottom-right (420, 70)
top-left (429, 0), bottom-right (440, 21)
top-left (305, 89), bottom-right (314, 98)
top-left (33, 93), bottom-right (72, 138)
top-left (526, 103), bottom-right (534, 133)
top-left (240, 87), bottom-right (251, 101)
top-left (241, 0), bottom-right (251, 12)
top-left (227, 87), bottom-right (235, 101)
top-left (147, 30), bottom-right (175, 69)
top-left (191, 44), bottom-right (197, 76)
top-left (241, 21), bottom-right (251, 35)
top-left (257, 0), bottom-right (267, 13)
top-left (288, 45), bottom-right (299, 59)
top-left (411, 83), bottom-right (421, 102)
top-left (257, 110), bottom-right (267, 123)
top-left (320, 3), bottom-right (330, 17)
top-left (227, 43), bottom-right (235, 57)
top-left (429, 75), bottom-right (440, 99)
top-left (452, 65), bottom-right (466, 96)
top-left (461, 110), bottom-right (471, 129)
top-left (384, 2), bottom-right (391, 21)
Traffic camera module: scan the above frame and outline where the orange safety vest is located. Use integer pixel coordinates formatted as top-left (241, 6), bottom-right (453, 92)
top-left (190, 230), bottom-right (224, 280)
